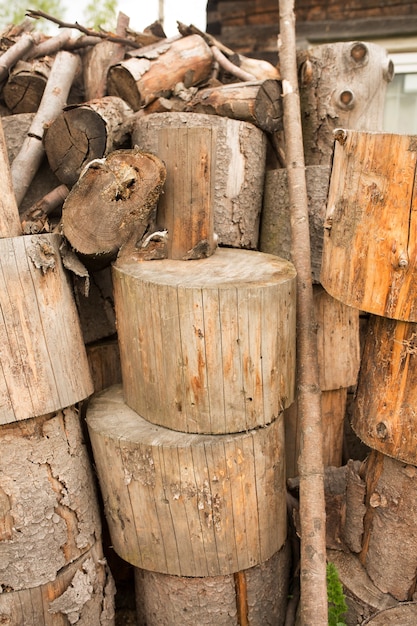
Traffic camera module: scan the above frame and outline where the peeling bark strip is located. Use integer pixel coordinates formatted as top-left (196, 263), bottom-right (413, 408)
top-left (62, 148), bottom-right (166, 259)
top-left (113, 248), bottom-right (296, 435)
top-left (44, 96), bottom-right (133, 186)
top-left (0, 406), bottom-right (101, 590)
top-left (107, 34), bottom-right (213, 110)
top-left (86, 384), bottom-right (287, 578)
top-left (134, 544), bottom-right (291, 626)
top-left (0, 233), bottom-right (93, 425)
top-left (0, 542), bottom-right (115, 625)
top-left (321, 130), bottom-right (417, 321)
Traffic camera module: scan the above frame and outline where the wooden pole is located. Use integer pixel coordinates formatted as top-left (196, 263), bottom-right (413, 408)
top-left (277, 1), bottom-right (328, 623)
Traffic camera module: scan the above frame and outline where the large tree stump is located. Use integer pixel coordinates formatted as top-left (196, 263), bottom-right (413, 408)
top-left (0, 541), bottom-right (115, 625)
top-left (134, 543), bottom-right (291, 626)
top-left (133, 112), bottom-right (267, 249)
top-left (321, 130), bottom-right (417, 321)
top-left (86, 385), bottom-right (287, 578)
top-left (107, 35), bottom-right (213, 110)
top-left (44, 96), bottom-right (133, 187)
top-left (113, 248), bottom-right (296, 434)
top-left (0, 233), bottom-right (93, 424)
top-left (0, 405), bottom-right (101, 590)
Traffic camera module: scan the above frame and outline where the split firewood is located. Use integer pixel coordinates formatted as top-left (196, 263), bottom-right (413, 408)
top-left (188, 79), bottom-right (283, 133)
top-left (107, 34), bottom-right (213, 110)
top-left (61, 148), bottom-right (166, 260)
top-left (83, 12), bottom-right (130, 101)
top-left (20, 184), bottom-right (69, 234)
top-left (0, 32), bottom-right (41, 84)
top-left (2, 57), bottom-right (53, 114)
top-left (44, 96), bottom-right (133, 186)
top-left (10, 50), bottom-right (81, 207)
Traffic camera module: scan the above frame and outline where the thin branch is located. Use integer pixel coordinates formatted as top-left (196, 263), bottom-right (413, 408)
top-left (25, 10), bottom-right (159, 49)
top-left (211, 46), bottom-right (256, 81)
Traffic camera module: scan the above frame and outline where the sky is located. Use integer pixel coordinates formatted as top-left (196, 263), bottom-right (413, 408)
top-left (64, 0), bottom-right (207, 37)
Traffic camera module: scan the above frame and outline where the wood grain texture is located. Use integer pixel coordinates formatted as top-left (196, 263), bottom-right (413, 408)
top-left (0, 406), bottom-right (101, 590)
top-left (0, 233), bottom-right (93, 424)
top-left (133, 112), bottom-right (267, 249)
top-left (86, 385), bottom-right (287, 577)
top-left (321, 131), bottom-right (417, 321)
top-left (113, 248), bottom-right (296, 434)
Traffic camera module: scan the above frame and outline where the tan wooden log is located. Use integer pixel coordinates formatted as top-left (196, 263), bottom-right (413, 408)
top-left (113, 248), bottom-right (296, 434)
top-left (107, 34), bottom-right (213, 110)
top-left (2, 57), bottom-right (52, 114)
top-left (188, 79), bottom-right (283, 133)
top-left (86, 384), bottom-right (287, 577)
top-left (327, 548), bottom-right (397, 625)
top-left (133, 112), bottom-right (267, 249)
top-left (359, 451), bottom-right (417, 601)
top-left (44, 95), bottom-right (133, 187)
top-left (0, 541), bottom-right (115, 625)
top-left (352, 315), bottom-right (417, 465)
top-left (131, 120), bottom-right (217, 260)
top-left (0, 405), bottom-right (101, 590)
top-left (134, 543), bottom-right (291, 626)
top-left (363, 603), bottom-right (417, 624)
top-left (260, 165), bottom-right (330, 283)
top-left (0, 233), bottom-right (93, 424)
top-left (321, 130), bottom-right (417, 321)
top-left (61, 148), bottom-right (166, 259)
top-left (0, 118), bottom-right (21, 237)
top-left (10, 50), bottom-right (81, 207)
top-left (297, 41), bottom-right (393, 167)
top-left (0, 32), bottom-right (41, 84)
top-left (285, 388), bottom-right (347, 478)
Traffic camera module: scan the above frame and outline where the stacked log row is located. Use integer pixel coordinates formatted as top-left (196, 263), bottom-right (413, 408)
top-left (320, 129), bottom-right (417, 623)
top-left (260, 41), bottom-right (392, 476)
top-left (86, 113), bottom-right (297, 624)
top-left (0, 119), bottom-right (115, 623)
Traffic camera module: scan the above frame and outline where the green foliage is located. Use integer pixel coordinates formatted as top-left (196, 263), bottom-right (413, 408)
top-left (327, 562), bottom-right (348, 626)
top-left (84, 0), bottom-right (117, 31)
top-left (0, 0), bottom-right (65, 30)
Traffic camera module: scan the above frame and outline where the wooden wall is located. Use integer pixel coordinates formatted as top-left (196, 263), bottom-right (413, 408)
top-left (207, 0), bottom-right (417, 63)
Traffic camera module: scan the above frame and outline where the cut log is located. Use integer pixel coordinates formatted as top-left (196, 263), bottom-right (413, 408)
top-left (107, 34), bottom-right (213, 110)
top-left (113, 248), bottom-right (296, 434)
top-left (133, 112), bottom-right (267, 249)
top-left (352, 315), bottom-right (417, 465)
top-left (0, 405), bottom-right (101, 590)
top-left (0, 233), bottom-right (93, 424)
top-left (363, 603), bottom-right (417, 624)
top-left (260, 165), bottom-right (330, 282)
top-left (188, 79), bottom-right (283, 133)
top-left (327, 548), bottom-right (397, 626)
top-left (297, 41), bottom-right (393, 167)
top-left (0, 541), bottom-right (115, 625)
top-left (44, 95), bottom-right (133, 187)
top-left (86, 384), bottom-right (288, 578)
top-left (2, 57), bottom-right (52, 114)
top-left (10, 50), bottom-right (81, 207)
top-left (359, 451), bottom-right (417, 601)
top-left (134, 543), bottom-right (291, 626)
top-left (321, 130), bottom-right (417, 321)
top-left (61, 148), bottom-right (166, 260)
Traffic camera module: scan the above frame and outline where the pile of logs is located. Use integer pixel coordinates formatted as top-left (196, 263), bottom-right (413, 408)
top-left (1, 7), bottom-right (416, 626)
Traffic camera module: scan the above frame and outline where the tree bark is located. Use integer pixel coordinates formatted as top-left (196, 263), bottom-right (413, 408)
top-left (61, 148), bottom-right (166, 259)
top-left (188, 79), bottom-right (283, 132)
top-left (278, 1), bottom-right (328, 623)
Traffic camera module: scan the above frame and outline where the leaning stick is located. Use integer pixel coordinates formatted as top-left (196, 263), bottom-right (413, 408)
top-left (0, 120), bottom-right (22, 237)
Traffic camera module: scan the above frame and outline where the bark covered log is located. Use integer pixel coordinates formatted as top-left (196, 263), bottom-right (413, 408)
top-left (2, 57), bottom-right (52, 114)
top-left (44, 96), bottom-right (133, 187)
top-left (107, 34), bottom-right (213, 110)
top-left (61, 148), bottom-right (166, 259)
